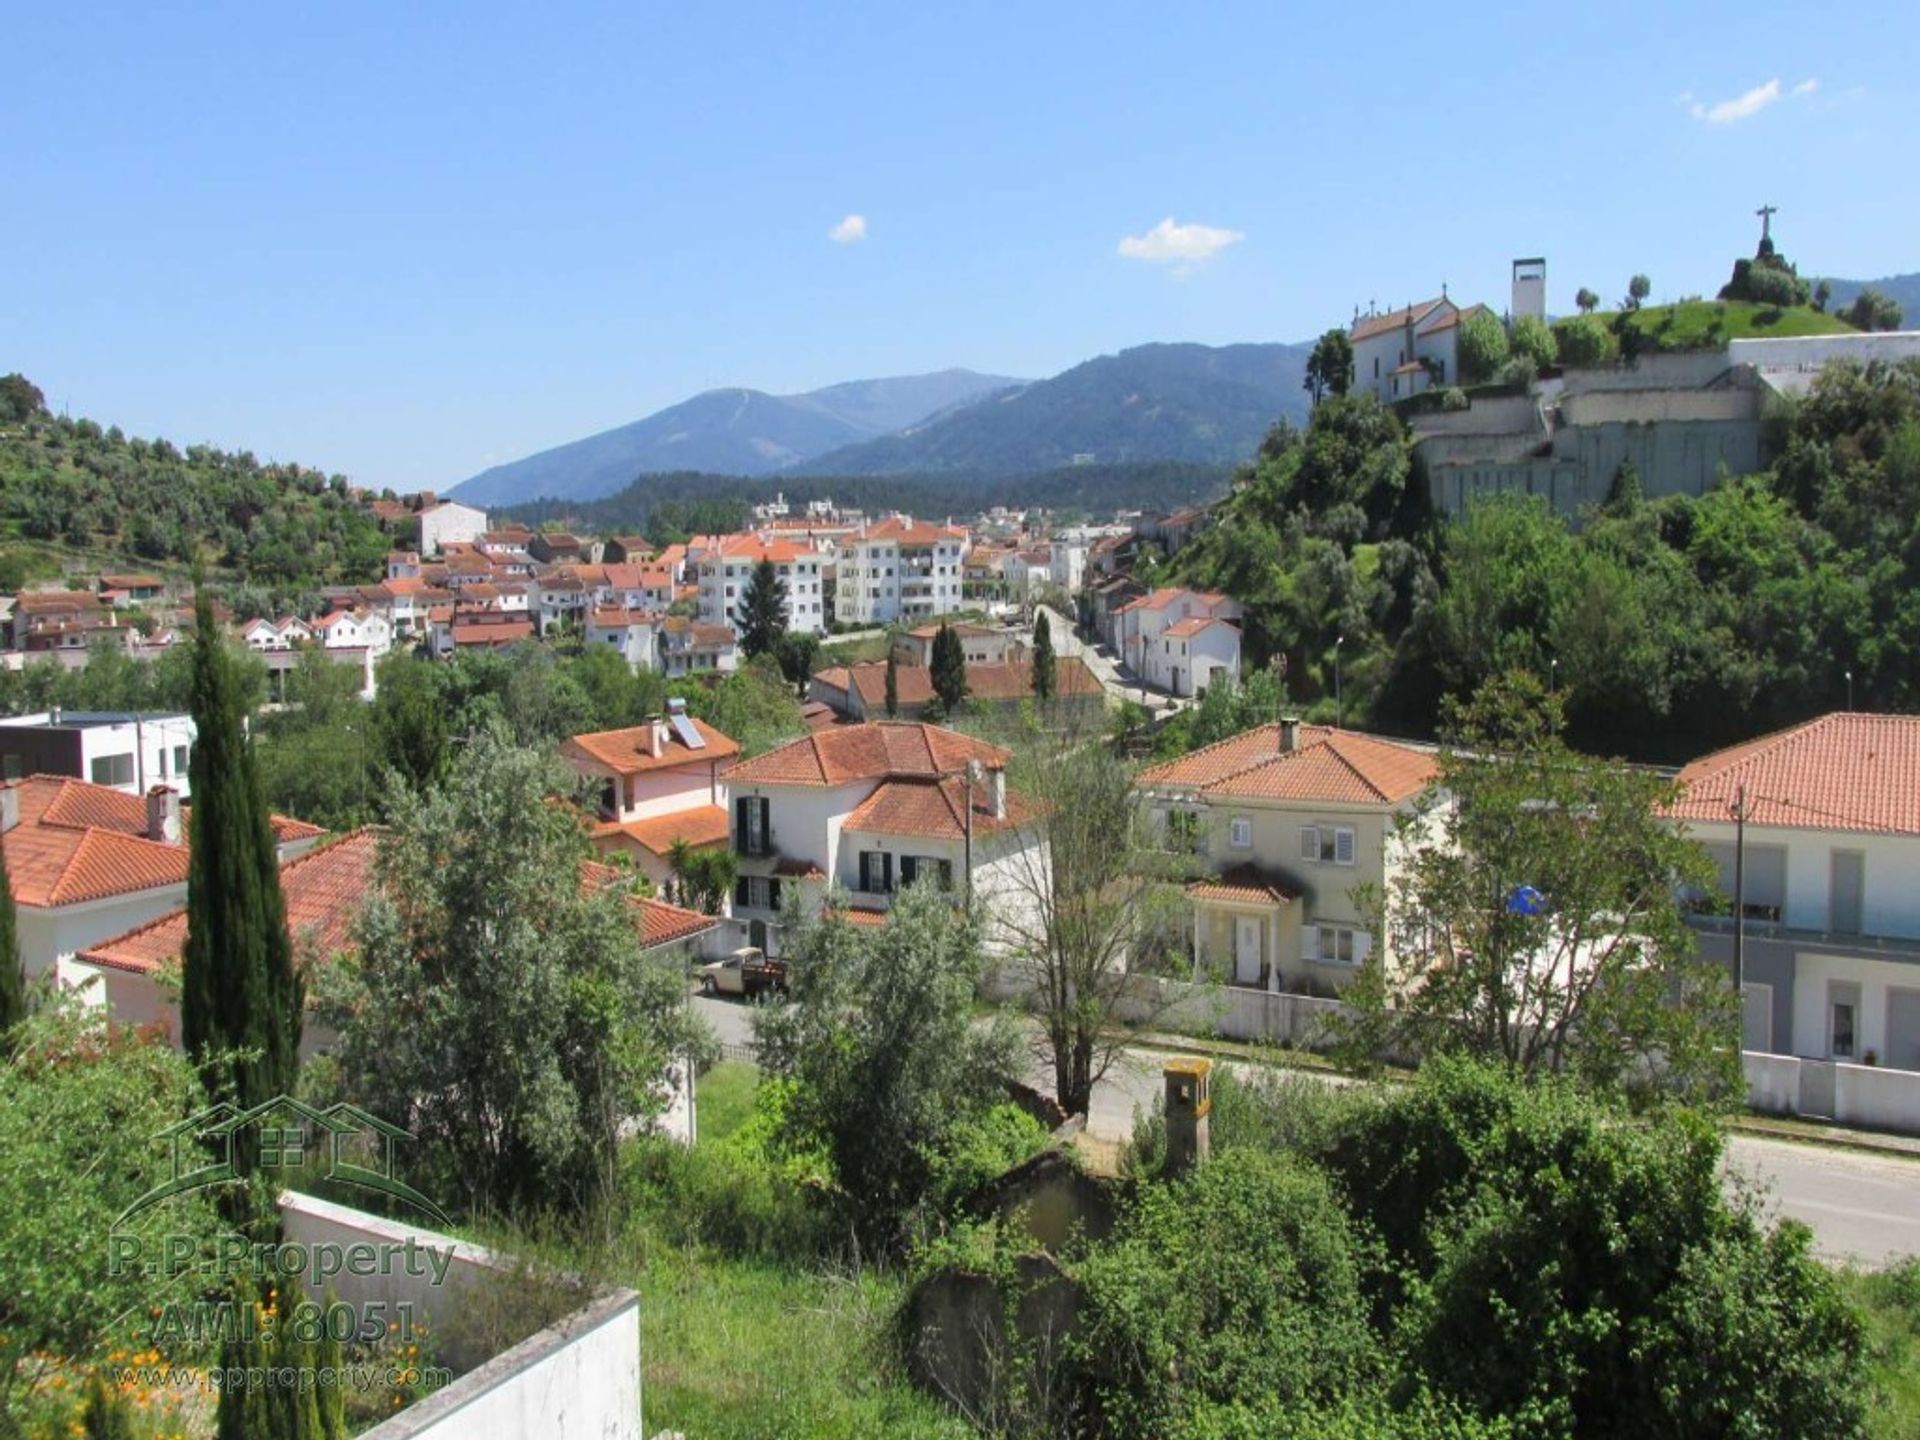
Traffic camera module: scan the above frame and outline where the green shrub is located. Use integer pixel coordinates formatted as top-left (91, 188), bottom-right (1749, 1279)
top-left (923, 1103), bottom-right (1050, 1216)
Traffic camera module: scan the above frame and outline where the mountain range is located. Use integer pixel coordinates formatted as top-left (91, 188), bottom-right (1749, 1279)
top-left (454, 369), bottom-right (1022, 506)
top-left (454, 342), bottom-right (1314, 506)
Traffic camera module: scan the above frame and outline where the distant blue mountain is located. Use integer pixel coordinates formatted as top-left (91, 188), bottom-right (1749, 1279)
top-left (453, 368), bottom-right (1023, 505)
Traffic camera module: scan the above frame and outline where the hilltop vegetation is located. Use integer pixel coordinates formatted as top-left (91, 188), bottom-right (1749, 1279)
top-left (1600, 298), bottom-right (1853, 353)
top-left (0, 373), bottom-right (387, 593)
top-left (1170, 355), bottom-right (1920, 762)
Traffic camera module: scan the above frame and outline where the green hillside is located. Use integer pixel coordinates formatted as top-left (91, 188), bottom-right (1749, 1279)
top-left (1595, 299), bottom-right (1852, 352)
top-left (0, 373), bottom-right (388, 595)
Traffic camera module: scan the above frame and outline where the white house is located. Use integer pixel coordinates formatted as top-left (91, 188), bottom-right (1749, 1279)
top-left (583, 607), bottom-right (660, 669)
top-left (1668, 712), bottom-right (1920, 1069)
top-left (4, 776), bottom-right (324, 1023)
top-left (717, 721), bottom-right (1042, 956)
top-left (1149, 615), bottom-right (1241, 698)
top-left (659, 618), bottom-right (739, 677)
top-left (1135, 719), bottom-right (1440, 995)
top-left (0, 711), bottom-right (199, 796)
top-left (417, 499), bottom-right (489, 557)
top-left (313, 607), bottom-right (392, 661)
top-left (1112, 588), bottom-right (1244, 691)
top-left (833, 516), bottom-right (969, 626)
top-left (1350, 296), bottom-right (1491, 402)
top-left (560, 701), bottom-right (740, 889)
top-left (697, 534), bottom-right (829, 636)
top-left (240, 616), bottom-right (315, 652)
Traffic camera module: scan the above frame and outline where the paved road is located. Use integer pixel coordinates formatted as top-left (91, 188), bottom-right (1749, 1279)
top-left (690, 993), bottom-right (1920, 1267)
top-left (1032, 603), bottom-right (1189, 717)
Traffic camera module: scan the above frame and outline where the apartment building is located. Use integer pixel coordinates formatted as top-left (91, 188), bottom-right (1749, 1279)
top-left (833, 517), bottom-right (969, 626)
top-left (696, 534), bottom-right (829, 636)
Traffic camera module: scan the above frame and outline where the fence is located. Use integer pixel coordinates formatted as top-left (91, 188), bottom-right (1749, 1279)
top-left (1741, 1051), bottom-right (1920, 1136)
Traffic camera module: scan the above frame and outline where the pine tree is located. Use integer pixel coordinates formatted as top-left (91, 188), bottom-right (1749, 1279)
top-left (181, 587), bottom-right (302, 1176)
top-left (736, 557), bottom-right (789, 659)
top-left (884, 647), bottom-right (900, 718)
top-left (930, 623), bottom-right (968, 717)
top-left (0, 834), bottom-right (23, 1052)
top-left (1032, 611), bottom-right (1056, 705)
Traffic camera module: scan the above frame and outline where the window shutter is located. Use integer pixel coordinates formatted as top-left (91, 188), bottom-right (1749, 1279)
top-left (1300, 826), bottom-right (1319, 861)
top-left (757, 798), bottom-right (772, 850)
top-left (859, 851), bottom-right (872, 892)
top-left (733, 876), bottom-right (750, 908)
top-left (901, 856), bottom-right (918, 888)
top-left (882, 853), bottom-right (895, 893)
top-left (769, 879), bottom-right (783, 910)
top-left (735, 797), bottom-right (750, 848)
top-left (938, 860), bottom-right (954, 892)
top-left (1335, 828), bottom-right (1355, 865)
top-left (1302, 926), bottom-right (1319, 961)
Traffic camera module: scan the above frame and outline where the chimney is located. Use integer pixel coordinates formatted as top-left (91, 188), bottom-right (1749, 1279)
top-left (987, 764), bottom-right (1007, 820)
top-left (638, 715), bottom-right (663, 758)
top-left (146, 785), bottom-right (180, 842)
top-left (1163, 1057), bottom-right (1212, 1176)
top-left (1279, 715), bottom-right (1301, 754)
top-left (0, 787), bottom-right (17, 834)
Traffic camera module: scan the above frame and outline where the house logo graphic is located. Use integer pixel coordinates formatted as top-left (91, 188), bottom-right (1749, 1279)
top-left (115, 1095), bottom-right (450, 1229)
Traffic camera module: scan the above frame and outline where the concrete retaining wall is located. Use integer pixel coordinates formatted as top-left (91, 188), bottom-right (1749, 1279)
top-left (278, 1193), bottom-right (642, 1439)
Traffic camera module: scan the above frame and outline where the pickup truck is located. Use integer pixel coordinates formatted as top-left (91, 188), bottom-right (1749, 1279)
top-left (698, 947), bottom-right (789, 998)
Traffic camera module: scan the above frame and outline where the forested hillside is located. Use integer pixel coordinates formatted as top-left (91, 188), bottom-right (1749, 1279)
top-left (0, 373), bottom-right (388, 590)
top-left (1169, 357), bottom-right (1920, 762)
top-left (503, 459), bottom-right (1233, 540)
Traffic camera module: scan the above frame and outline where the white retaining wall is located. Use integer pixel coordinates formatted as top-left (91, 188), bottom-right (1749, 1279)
top-left (278, 1193), bottom-right (642, 1439)
top-left (1741, 1051), bottom-right (1920, 1135)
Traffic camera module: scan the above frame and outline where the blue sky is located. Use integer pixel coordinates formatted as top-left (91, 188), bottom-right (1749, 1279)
top-left (5, 1), bottom-right (1915, 492)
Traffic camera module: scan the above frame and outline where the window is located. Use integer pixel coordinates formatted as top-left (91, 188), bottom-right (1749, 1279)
top-left (90, 752), bottom-right (135, 787)
top-left (858, 850), bottom-right (895, 894)
top-left (900, 855), bottom-right (954, 892)
top-left (1, 755), bottom-right (18, 781)
top-left (1163, 809), bottom-right (1205, 855)
top-left (1229, 817), bottom-right (1253, 849)
top-left (1300, 825), bottom-right (1355, 865)
top-left (1313, 925), bottom-right (1359, 965)
top-left (734, 796), bottom-right (773, 857)
top-left (1831, 998), bottom-right (1857, 1060)
top-left (732, 876), bottom-right (783, 910)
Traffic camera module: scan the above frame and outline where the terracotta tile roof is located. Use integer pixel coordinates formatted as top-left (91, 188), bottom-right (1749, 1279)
top-left (725, 722), bottom-right (1008, 787)
top-left (595, 804), bottom-right (731, 856)
top-left (1137, 724), bottom-right (1438, 806)
top-left (857, 516), bottom-right (966, 545)
top-left (1163, 616), bottom-right (1234, 639)
top-left (587, 606), bottom-right (659, 627)
top-left (1351, 297), bottom-right (1448, 342)
top-left (829, 906), bottom-right (889, 928)
top-left (812, 666), bottom-right (853, 694)
top-left (1669, 713), bottom-right (1920, 835)
top-left (1186, 864), bottom-right (1298, 908)
top-left (563, 719), bottom-right (740, 776)
top-left (709, 533), bottom-right (824, 563)
top-left (842, 775), bottom-right (1030, 841)
top-left (451, 620), bottom-right (535, 646)
top-left (581, 860), bottom-right (719, 949)
top-left (77, 829), bottom-right (382, 974)
top-left (839, 658), bottom-right (1100, 709)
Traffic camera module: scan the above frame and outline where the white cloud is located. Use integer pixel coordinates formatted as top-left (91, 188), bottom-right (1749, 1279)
top-left (1687, 77), bottom-right (1818, 124)
top-left (828, 213), bottom-right (867, 245)
top-left (1117, 216), bottom-right (1244, 266)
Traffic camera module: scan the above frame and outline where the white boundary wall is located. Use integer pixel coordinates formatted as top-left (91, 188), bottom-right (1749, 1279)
top-left (278, 1193), bottom-right (641, 1439)
top-left (1741, 1052), bottom-right (1920, 1135)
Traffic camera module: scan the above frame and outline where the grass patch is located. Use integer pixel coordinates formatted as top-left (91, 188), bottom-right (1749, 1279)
top-left (698, 1060), bottom-right (762, 1145)
top-left (1593, 299), bottom-right (1853, 352)
top-left (1842, 1259), bottom-right (1920, 1438)
top-left (817, 632), bottom-right (892, 667)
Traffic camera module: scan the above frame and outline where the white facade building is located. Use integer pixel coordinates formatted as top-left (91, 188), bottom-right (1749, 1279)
top-left (696, 535), bottom-right (829, 636)
top-left (417, 500), bottom-right (489, 557)
top-left (1350, 296), bottom-right (1489, 403)
top-left (834, 517), bottom-right (969, 626)
top-left (0, 711), bottom-right (198, 796)
top-left (583, 607), bottom-right (660, 669)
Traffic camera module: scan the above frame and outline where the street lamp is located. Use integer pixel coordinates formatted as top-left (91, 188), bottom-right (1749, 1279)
top-left (1333, 635), bottom-right (1344, 729)
top-left (1550, 656), bottom-right (1559, 691)
top-left (1845, 669), bottom-right (1854, 710)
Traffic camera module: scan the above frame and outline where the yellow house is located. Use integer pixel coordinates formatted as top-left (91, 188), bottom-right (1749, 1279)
top-left (1135, 719), bottom-right (1439, 997)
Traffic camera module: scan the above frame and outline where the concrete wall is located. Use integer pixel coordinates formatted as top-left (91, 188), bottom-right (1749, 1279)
top-left (1731, 331), bottom-right (1920, 383)
top-left (20, 883), bottom-right (190, 980)
top-left (278, 1193), bottom-right (642, 1439)
top-left (1742, 1051), bottom-right (1920, 1135)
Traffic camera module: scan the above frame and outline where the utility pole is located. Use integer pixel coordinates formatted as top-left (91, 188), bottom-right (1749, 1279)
top-left (964, 759), bottom-right (979, 903)
top-left (1731, 783), bottom-right (1747, 1041)
top-left (1333, 635), bottom-right (1345, 729)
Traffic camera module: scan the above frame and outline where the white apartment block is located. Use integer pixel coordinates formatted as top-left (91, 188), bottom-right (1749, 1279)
top-left (834, 516), bottom-right (969, 626)
top-left (417, 500), bottom-right (489, 557)
top-left (696, 535), bottom-right (829, 636)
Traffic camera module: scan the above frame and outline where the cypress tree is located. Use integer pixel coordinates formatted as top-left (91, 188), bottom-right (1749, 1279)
top-left (181, 587), bottom-right (302, 1164)
top-left (1032, 610), bottom-right (1056, 705)
top-left (0, 834), bottom-right (23, 1052)
top-left (931, 622), bottom-right (969, 717)
top-left (736, 556), bottom-right (789, 659)
top-left (884, 647), bottom-right (900, 718)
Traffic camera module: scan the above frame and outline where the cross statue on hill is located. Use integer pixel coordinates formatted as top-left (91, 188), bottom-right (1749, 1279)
top-left (1755, 203), bottom-right (1778, 245)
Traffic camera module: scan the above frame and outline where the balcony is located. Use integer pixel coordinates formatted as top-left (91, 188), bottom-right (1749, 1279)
top-left (1686, 910), bottom-right (1920, 959)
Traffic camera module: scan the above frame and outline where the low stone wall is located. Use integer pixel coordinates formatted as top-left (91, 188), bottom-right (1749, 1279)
top-left (1741, 1052), bottom-right (1920, 1135)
